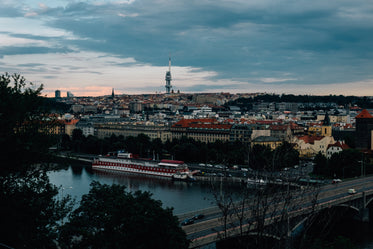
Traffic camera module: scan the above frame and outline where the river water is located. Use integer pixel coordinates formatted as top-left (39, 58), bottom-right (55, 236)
top-left (48, 163), bottom-right (233, 215)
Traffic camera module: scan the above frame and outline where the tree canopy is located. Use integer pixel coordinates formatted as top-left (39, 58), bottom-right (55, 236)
top-left (0, 170), bottom-right (73, 249)
top-left (60, 181), bottom-right (189, 249)
top-left (0, 73), bottom-right (56, 173)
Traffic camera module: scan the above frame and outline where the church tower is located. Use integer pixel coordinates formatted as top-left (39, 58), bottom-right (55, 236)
top-left (321, 112), bottom-right (332, 136)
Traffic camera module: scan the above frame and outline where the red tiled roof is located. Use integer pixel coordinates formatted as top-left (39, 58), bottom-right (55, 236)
top-left (289, 122), bottom-right (303, 130)
top-left (270, 125), bottom-right (289, 131)
top-left (355, 109), bottom-right (373, 119)
top-left (63, 119), bottom-right (79, 125)
top-left (172, 118), bottom-right (232, 130)
top-left (255, 120), bottom-right (282, 125)
top-left (297, 135), bottom-right (324, 144)
top-left (327, 141), bottom-right (350, 150)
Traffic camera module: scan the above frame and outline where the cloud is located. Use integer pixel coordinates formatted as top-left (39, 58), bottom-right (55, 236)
top-left (260, 78), bottom-right (297, 83)
top-left (1, 0), bottom-right (373, 96)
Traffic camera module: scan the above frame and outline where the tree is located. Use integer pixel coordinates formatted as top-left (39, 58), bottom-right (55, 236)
top-left (60, 181), bottom-right (189, 249)
top-left (0, 73), bottom-right (54, 173)
top-left (273, 141), bottom-right (299, 171)
top-left (313, 152), bottom-right (328, 176)
top-left (0, 73), bottom-right (73, 248)
top-left (0, 170), bottom-right (73, 249)
top-left (212, 178), bottom-right (321, 249)
top-left (249, 145), bottom-right (272, 170)
top-left (328, 149), bottom-right (361, 178)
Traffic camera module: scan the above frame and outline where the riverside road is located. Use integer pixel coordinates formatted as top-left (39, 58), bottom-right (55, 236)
top-left (180, 175), bottom-right (373, 248)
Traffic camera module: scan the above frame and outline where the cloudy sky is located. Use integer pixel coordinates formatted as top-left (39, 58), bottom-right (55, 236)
top-left (1, 0), bottom-right (373, 97)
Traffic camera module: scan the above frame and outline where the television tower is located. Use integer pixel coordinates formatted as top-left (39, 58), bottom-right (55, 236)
top-left (165, 57), bottom-right (172, 94)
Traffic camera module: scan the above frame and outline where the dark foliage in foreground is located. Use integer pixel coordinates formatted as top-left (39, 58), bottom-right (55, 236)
top-left (60, 181), bottom-right (189, 249)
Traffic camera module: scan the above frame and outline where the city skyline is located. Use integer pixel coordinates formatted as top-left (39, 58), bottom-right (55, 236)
top-left (1, 0), bottom-right (373, 97)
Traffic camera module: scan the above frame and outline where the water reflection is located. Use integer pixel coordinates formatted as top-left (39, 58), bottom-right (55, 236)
top-left (48, 164), bottom-right (227, 214)
top-left (93, 169), bottom-right (194, 192)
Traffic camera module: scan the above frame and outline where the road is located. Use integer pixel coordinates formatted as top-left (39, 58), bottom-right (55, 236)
top-left (181, 175), bottom-right (373, 248)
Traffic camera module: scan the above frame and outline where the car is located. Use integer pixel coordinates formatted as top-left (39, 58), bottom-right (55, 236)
top-left (241, 168), bottom-right (248, 172)
top-left (181, 218), bottom-right (194, 226)
top-left (192, 214), bottom-right (205, 220)
top-left (332, 179), bottom-right (342, 184)
top-left (348, 188), bottom-right (357, 195)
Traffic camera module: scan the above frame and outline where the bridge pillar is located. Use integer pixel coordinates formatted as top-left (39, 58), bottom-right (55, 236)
top-left (360, 192), bottom-right (370, 222)
top-left (360, 208), bottom-right (370, 222)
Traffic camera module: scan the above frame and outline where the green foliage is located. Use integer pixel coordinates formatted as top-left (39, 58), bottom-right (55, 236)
top-left (0, 169), bottom-right (73, 249)
top-left (0, 73), bottom-right (57, 173)
top-left (272, 141), bottom-right (299, 170)
top-left (313, 152), bottom-right (328, 176)
top-left (227, 94), bottom-right (373, 111)
top-left (304, 236), bottom-right (358, 249)
top-left (0, 73), bottom-right (74, 249)
top-left (313, 150), bottom-right (366, 178)
top-left (328, 149), bottom-right (361, 178)
top-left (60, 181), bottom-right (189, 249)
top-left (249, 145), bottom-right (272, 170)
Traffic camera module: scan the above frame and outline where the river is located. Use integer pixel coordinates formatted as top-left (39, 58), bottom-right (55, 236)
top-left (48, 163), bottom-right (235, 215)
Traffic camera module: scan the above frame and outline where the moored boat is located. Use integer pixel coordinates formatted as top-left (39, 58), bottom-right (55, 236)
top-left (247, 177), bottom-right (267, 186)
top-left (92, 152), bottom-right (193, 180)
top-left (172, 171), bottom-right (196, 181)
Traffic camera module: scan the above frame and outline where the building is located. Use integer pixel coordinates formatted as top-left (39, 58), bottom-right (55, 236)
top-left (277, 102), bottom-right (299, 113)
top-left (71, 104), bottom-right (84, 113)
top-left (307, 113), bottom-right (332, 137)
top-left (129, 100), bottom-right (144, 113)
top-left (171, 118), bottom-right (232, 143)
top-left (270, 124), bottom-right (292, 142)
top-left (63, 118), bottom-right (79, 137)
top-left (355, 109), bottom-right (373, 150)
top-left (326, 141), bottom-right (350, 159)
top-left (293, 135), bottom-right (335, 157)
top-left (55, 90), bottom-right (61, 99)
top-left (95, 122), bottom-right (172, 142)
top-left (76, 120), bottom-right (95, 137)
top-left (229, 124), bottom-right (252, 144)
top-left (67, 91), bottom-right (74, 98)
top-left (321, 112), bottom-right (332, 137)
top-left (251, 136), bottom-right (282, 150)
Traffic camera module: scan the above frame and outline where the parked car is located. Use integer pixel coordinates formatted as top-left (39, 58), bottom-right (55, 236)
top-left (181, 218), bottom-right (194, 226)
top-left (332, 179), bottom-right (342, 184)
top-left (192, 214), bottom-right (205, 220)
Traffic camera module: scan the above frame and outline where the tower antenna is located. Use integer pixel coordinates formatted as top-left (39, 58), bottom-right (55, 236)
top-left (165, 56), bottom-right (172, 94)
top-left (169, 56), bottom-right (171, 72)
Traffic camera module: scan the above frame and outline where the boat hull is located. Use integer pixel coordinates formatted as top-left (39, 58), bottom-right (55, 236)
top-left (92, 164), bottom-right (175, 178)
top-left (92, 157), bottom-right (190, 179)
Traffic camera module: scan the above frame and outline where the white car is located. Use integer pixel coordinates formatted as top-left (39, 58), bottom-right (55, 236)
top-left (348, 188), bottom-right (356, 194)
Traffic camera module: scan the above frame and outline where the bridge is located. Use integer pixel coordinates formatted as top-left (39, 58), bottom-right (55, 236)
top-left (178, 175), bottom-right (373, 248)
